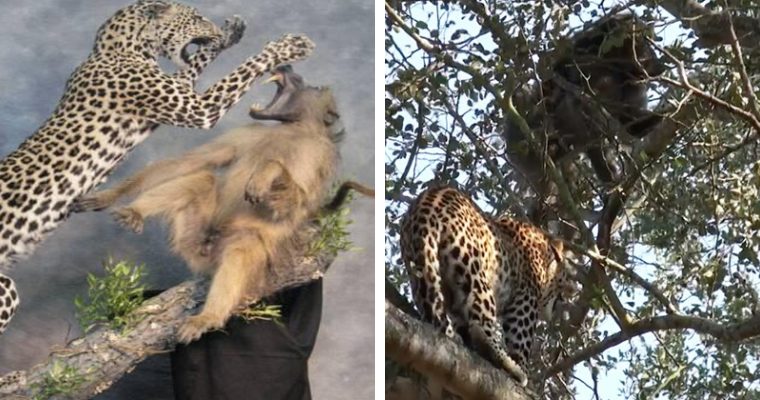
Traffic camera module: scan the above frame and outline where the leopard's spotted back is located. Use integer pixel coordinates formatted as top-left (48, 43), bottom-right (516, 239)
top-left (400, 185), bottom-right (569, 386)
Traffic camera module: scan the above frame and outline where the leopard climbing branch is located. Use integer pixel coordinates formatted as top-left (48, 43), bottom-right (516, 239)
top-left (0, 253), bottom-right (332, 399)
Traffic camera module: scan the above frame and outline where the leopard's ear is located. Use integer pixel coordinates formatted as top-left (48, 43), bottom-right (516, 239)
top-left (138, 0), bottom-right (171, 19)
top-left (549, 238), bottom-right (564, 262)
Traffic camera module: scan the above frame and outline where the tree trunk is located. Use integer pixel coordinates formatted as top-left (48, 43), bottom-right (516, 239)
top-left (386, 301), bottom-right (537, 400)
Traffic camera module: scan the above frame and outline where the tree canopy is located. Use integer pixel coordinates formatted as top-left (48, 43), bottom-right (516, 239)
top-left (385, 1), bottom-right (760, 398)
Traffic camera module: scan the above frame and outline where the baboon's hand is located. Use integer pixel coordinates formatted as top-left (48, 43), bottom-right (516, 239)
top-left (199, 229), bottom-right (220, 257)
top-left (263, 181), bottom-right (301, 221)
top-left (111, 207), bottom-right (145, 234)
top-left (178, 314), bottom-right (225, 343)
top-left (71, 191), bottom-right (116, 213)
top-left (221, 15), bottom-right (246, 50)
top-left (244, 179), bottom-right (265, 205)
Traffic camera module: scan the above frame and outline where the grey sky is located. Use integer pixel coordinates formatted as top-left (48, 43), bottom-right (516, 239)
top-left (0, 1), bottom-right (374, 399)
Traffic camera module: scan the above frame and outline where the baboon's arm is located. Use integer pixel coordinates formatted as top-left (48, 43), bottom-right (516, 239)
top-left (75, 143), bottom-right (237, 212)
top-left (177, 235), bottom-right (269, 343)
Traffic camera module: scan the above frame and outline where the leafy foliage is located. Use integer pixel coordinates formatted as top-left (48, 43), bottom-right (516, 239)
top-left (308, 189), bottom-right (355, 258)
top-left (74, 259), bottom-right (147, 333)
top-left (31, 360), bottom-right (88, 400)
top-left (386, 1), bottom-right (760, 398)
top-left (239, 303), bottom-right (282, 323)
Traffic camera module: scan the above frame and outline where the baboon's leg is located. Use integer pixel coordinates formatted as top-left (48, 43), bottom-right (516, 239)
top-left (177, 232), bottom-right (269, 343)
top-left (170, 206), bottom-right (218, 274)
top-left (74, 143), bottom-right (235, 212)
top-left (111, 171), bottom-right (216, 236)
top-left (165, 176), bottom-right (219, 273)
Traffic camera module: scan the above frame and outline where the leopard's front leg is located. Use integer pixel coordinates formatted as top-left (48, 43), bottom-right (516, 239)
top-left (121, 34), bottom-right (315, 130)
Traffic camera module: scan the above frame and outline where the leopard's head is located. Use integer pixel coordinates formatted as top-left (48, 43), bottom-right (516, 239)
top-left (94, 0), bottom-right (224, 68)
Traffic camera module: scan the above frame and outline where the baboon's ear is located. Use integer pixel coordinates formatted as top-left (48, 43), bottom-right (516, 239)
top-left (138, 0), bottom-right (171, 19)
top-left (319, 88), bottom-right (339, 125)
top-left (323, 110), bottom-right (340, 126)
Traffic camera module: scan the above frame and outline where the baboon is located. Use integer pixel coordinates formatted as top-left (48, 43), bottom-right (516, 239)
top-left (504, 12), bottom-right (665, 218)
top-left (76, 65), bottom-right (365, 343)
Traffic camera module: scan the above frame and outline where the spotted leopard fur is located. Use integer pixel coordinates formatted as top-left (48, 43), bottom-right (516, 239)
top-left (0, 0), bottom-right (315, 334)
top-left (400, 185), bottom-right (571, 386)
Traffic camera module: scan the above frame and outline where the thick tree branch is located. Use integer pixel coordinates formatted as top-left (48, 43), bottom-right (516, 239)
top-left (653, 0), bottom-right (760, 48)
top-left (0, 254), bottom-right (333, 399)
top-left (386, 301), bottom-right (536, 400)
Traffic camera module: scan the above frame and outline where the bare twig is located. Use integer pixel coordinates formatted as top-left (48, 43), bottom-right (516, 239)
top-left (561, 240), bottom-right (681, 315)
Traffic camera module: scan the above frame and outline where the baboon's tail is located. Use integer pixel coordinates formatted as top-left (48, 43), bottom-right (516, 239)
top-left (323, 181), bottom-right (374, 212)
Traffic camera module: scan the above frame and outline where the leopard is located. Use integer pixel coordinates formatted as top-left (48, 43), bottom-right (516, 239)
top-left (0, 0), bottom-right (315, 335)
top-left (399, 185), bottom-right (572, 387)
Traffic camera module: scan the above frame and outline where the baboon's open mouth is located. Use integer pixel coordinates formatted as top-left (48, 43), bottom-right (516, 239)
top-left (250, 65), bottom-right (307, 122)
top-left (250, 72), bottom-right (287, 113)
top-left (180, 37), bottom-right (212, 65)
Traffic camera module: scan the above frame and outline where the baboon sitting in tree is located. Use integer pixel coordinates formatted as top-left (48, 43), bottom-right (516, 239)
top-left (505, 12), bottom-right (665, 220)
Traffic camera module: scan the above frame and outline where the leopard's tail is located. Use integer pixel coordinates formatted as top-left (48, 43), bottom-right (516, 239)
top-left (0, 272), bottom-right (18, 335)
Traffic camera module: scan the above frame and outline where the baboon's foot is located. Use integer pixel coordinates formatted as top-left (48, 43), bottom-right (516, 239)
top-left (111, 207), bottom-right (144, 234)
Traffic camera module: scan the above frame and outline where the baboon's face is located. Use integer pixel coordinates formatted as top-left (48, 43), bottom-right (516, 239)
top-left (250, 66), bottom-right (338, 125)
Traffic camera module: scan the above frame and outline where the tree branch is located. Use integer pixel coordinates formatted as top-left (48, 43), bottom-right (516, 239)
top-left (0, 254), bottom-right (333, 399)
top-left (385, 301), bottom-right (536, 400)
top-left (386, 277), bottom-right (419, 318)
top-left (653, 0), bottom-right (760, 48)
top-left (544, 311), bottom-right (760, 378)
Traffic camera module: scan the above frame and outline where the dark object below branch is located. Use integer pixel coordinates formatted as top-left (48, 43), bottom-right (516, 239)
top-left (385, 301), bottom-right (536, 400)
top-left (0, 253), bottom-right (332, 400)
